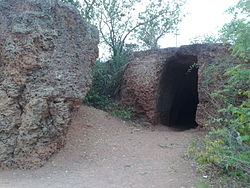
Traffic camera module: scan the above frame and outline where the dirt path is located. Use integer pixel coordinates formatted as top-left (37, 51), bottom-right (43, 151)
top-left (0, 106), bottom-right (203, 188)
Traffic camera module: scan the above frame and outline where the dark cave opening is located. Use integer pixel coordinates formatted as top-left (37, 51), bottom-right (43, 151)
top-left (157, 55), bottom-right (199, 129)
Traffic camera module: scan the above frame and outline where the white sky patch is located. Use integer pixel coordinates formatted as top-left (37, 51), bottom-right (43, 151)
top-left (159, 0), bottom-right (239, 47)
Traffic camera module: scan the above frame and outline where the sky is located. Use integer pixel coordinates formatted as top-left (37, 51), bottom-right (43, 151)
top-left (158, 0), bottom-right (239, 47)
top-left (79, 0), bottom-right (239, 57)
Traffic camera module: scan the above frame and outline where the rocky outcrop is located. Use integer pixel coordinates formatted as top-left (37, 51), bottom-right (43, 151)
top-left (121, 44), bottom-right (239, 127)
top-left (0, 0), bottom-right (98, 168)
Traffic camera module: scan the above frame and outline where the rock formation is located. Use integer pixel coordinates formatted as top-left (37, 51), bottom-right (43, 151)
top-left (0, 0), bottom-right (98, 168)
top-left (121, 44), bottom-right (239, 128)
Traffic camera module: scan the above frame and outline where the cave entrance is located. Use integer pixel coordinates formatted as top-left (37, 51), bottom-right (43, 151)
top-left (157, 55), bottom-right (199, 129)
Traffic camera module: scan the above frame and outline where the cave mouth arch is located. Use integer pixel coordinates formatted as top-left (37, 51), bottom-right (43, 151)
top-left (157, 55), bottom-right (199, 130)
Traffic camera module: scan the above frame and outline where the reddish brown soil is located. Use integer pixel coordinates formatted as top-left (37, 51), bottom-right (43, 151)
top-left (0, 106), bottom-right (203, 188)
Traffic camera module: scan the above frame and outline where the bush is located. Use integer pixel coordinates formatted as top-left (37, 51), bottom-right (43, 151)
top-left (188, 1), bottom-right (250, 186)
top-left (90, 51), bottom-right (131, 98)
top-left (85, 87), bottom-right (111, 109)
top-left (84, 50), bottom-right (134, 120)
top-left (188, 63), bottom-right (250, 187)
top-left (85, 89), bottom-right (134, 120)
top-left (106, 102), bottom-right (134, 120)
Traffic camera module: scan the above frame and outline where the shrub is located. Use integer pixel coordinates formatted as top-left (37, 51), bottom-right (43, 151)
top-left (189, 1), bottom-right (250, 186)
top-left (90, 51), bottom-right (131, 98)
top-left (188, 63), bottom-right (250, 186)
top-left (106, 102), bottom-right (134, 120)
top-left (85, 87), bottom-right (111, 109)
top-left (85, 89), bottom-right (134, 120)
top-left (85, 50), bottom-right (134, 120)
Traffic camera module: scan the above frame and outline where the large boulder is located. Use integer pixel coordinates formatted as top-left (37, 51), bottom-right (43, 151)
top-left (121, 44), bottom-right (240, 128)
top-left (0, 0), bottom-right (98, 168)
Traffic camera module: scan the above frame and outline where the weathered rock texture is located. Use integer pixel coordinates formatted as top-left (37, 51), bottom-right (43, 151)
top-left (121, 44), bottom-right (240, 127)
top-left (0, 0), bottom-right (98, 168)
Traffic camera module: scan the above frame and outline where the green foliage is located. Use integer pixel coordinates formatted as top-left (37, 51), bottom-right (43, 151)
top-left (189, 0), bottom-right (250, 186)
top-left (90, 51), bottom-right (130, 97)
top-left (96, 0), bottom-right (185, 54)
top-left (85, 51), bottom-right (134, 120)
top-left (190, 34), bottom-right (219, 44)
top-left (82, 0), bottom-right (185, 114)
top-left (106, 102), bottom-right (134, 120)
top-left (212, 65), bottom-right (250, 145)
top-left (135, 0), bottom-right (185, 49)
top-left (85, 87), bottom-right (111, 109)
top-left (187, 63), bottom-right (199, 73)
top-left (220, 19), bottom-right (250, 60)
top-left (63, 0), bottom-right (185, 55)
top-left (196, 180), bottom-right (211, 188)
top-left (61, 0), bottom-right (96, 21)
top-left (190, 56), bottom-right (250, 187)
top-left (96, 0), bottom-right (140, 56)
top-left (220, 0), bottom-right (250, 60)
top-left (188, 136), bottom-right (250, 187)
top-left (62, 0), bottom-right (186, 115)
top-left (85, 89), bottom-right (134, 120)
top-left (61, 0), bottom-right (82, 8)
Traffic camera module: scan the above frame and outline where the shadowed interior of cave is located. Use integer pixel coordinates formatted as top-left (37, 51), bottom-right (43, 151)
top-left (157, 55), bottom-right (199, 129)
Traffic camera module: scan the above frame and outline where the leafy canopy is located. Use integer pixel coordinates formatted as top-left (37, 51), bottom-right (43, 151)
top-left (61, 0), bottom-right (186, 55)
top-left (135, 0), bottom-right (185, 49)
top-left (220, 0), bottom-right (250, 59)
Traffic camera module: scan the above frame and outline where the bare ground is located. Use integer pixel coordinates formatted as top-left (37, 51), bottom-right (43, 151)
top-left (0, 106), bottom-right (204, 188)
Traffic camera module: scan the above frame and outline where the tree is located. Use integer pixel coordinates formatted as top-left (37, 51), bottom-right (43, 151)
top-left (61, 0), bottom-right (96, 21)
top-left (61, 0), bottom-right (185, 56)
top-left (60, 0), bottom-right (186, 97)
top-left (96, 0), bottom-right (185, 57)
top-left (136, 0), bottom-right (185, 49)
top-left (220, 0), bottom-right (250, 59)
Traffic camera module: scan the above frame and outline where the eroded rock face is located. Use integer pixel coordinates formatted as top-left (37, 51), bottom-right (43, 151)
top-left (0, 0), bottom-right (98, 168)
top-left (121, 44), bottom-right (239, 127)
